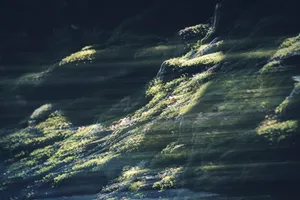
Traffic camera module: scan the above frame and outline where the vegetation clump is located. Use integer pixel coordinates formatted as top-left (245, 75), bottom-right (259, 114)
top-left (260, 34), bottom-right (300, 73)
top-left (178, 24), bottom-right (210, 40)
top-left (166, 52), bottom-right (224, 68)
top-left (257, 120), bottom-right (298, 141)
top-left (59, 49), bottom-right (97, 65)
top-left (152, 167), bottom-right (182, 191)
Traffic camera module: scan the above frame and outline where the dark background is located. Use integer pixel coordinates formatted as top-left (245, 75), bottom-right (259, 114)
top-left (0, 0), bottom-right (219, 38)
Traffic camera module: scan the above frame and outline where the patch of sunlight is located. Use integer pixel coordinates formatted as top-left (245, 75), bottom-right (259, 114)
top-left (227, 49), bottom-right (275, 60)
top-left (0, 129), bottom-right (36, 150)
top-left (59, 49), bottom-right (97, 66)
top-left (135, 44), bottom-right (178, 59)
top-left (198, 161), bottom-right (300, 172)
top-left (260, 34), bottom-right (300, 73)
top-left (81, 45), bottom-right (94, 51)
top-left (161, 81), bottom-right (211, 119)
top-left (53, 171), bottom-right (77, 184)
top-left (72, 153), bottom-right (119, 171)
top-left (146, 78), bottom-right (164, 97)
top-left (257, 119), bottom-right (298, 142)
top-left (28, 145), bottom-right (56, 162)
top-left (257, 120), bottom-right (298, 135)
top-left (280, 35), bottom-right (300, 48)
top-left (272, 34), bottom-right (300, 59)
top-left (260, 60), bottom-right (280, 73)
top-left (17, 71), bottom-right (48, 85)
top-left (152, 142), bottom-right (187, 166)
top-left (275, 98), bottom-right (289, 114)
top-left (54, 138), bottom-right (91, 158)
top-left (36, 112), bottom-right (71, 131)
top-left (110, 131), bottom-right (145, 153)
top-left (129, 181), bottom-right (145, 192)
top-left (179, 24), bottom-right (209, 37)
top-left (178, 82), bottom-right (211, 114)
top-left (152, 167), bottom-right (183, 191)
top-left (121, 167), bottom-right (149, 180)
top-left (166, 52), bottom-right (224, 67)
top-left (35, 165), bottom-right (57, 175)
top-left (133, 72), bottom-right (212, 122)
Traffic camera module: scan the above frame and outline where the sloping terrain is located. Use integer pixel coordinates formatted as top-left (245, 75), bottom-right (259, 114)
top-left (1, 0), bottom-right (300, 199)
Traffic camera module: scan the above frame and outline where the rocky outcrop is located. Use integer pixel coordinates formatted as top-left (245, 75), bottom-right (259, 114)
top-left (28, 104), bottom-right (54, 126)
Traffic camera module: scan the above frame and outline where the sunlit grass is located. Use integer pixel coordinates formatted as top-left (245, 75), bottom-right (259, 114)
top-left (59, 49), bottom-right (97, 66)
top-left (121, 167), bottom-right (149, 180)
top-left (152, 167), bottom-right (182, 191)
top-left (72, 153), bottom-right (118, 171)
top-left (260, 34), bottom-right (300, 73)
top-left (129, 181), bottom-right (145, 192)
top-left (273, 34), bottom-right (300, 59)
top-left (257, 120), bottom-right (298, 135)
top-left (166, 52), bottom-right (224, 67)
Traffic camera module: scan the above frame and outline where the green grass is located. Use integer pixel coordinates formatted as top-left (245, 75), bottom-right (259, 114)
top-left (275, 98), bottom-right (290, 114)
top-left (134, 71), bottom-right (212, 122)
top-left (129, 181), bottom-right (145, 192)
top-left (59, 49), bottom-right (97, 66)
top-left (166, 52), bottom-right (224, 67)
top-left (152, 167), bottom-right (182, 191)
top-left (72, 153), bottom-right (118, 171)
top-left (273, 34), bottom-right (300, 58)
top-left (260, 60), bottom-right (281, 73)
top-left (257, 120), bottom-right (298, 142)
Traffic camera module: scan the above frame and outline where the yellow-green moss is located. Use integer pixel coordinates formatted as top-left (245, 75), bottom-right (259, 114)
top-left (280, 34), bottom-right (300, 48)
top-left (72, 154), bottom-right (118, 171)
top-left (129, 181), bottom-right (144, 192)
top-left (134, 72), bottom-right (212, 122)
top-left (146, 78), bottom-right (164, 97)
top-left (257, 120), bottom-right (298, 136)
top-left (36, 112), bottom-right (71, 131)
top-left (59, 49), bottom-right (97, 66)
top-left (29, 145), bottom-right (55, 161)
top-left (152, 167), bottom-right (182, 191)
top-left (53, 172), bottom-right (77, 183)
top-left (260, 60), bottom-right (280, 74)
top-left (272, 34), bottom-right (300, 59)
top-left (121, 167), bottom-right (148, 180)
top-left (153, 142), bottom-right (187, 166)
top-left (17, 71), bottom-right (48, 85)
top-left (167, 52), bottom-right (224, 67)
top-left (161, 81), bottom-right (211, 118)
top-left (275, 98), bottom-right (289, 114)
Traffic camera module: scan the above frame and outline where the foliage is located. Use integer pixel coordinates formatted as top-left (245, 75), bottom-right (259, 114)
top-left (152, 167), bottom-right (182, 191)
top-left (129, 181), bottom-right (144, 192)
top-left (273, 34), bottom-right (300, 58)
top-left (178, 24), bottom-right (210, 40)
top-left (260, 60), bottom-right (280, 73)
top-left (166, 52), bottom-right (224, 67)
top-left (257, 120), bottom-right (298, 141)
top-left (36, 111), bottom-right (71, 131)
top-left (59, 49), bottom-right (97, 65)
top-left (275, 98), bottom-right (289, 114)
top-left (72, 153), bottom-right (118, 171)
top-left (121, 167), bottom-right (148, 180)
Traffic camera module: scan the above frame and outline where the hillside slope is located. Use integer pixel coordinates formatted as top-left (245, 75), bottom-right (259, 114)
top-left (1, 0), bottom-right (300, 199)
